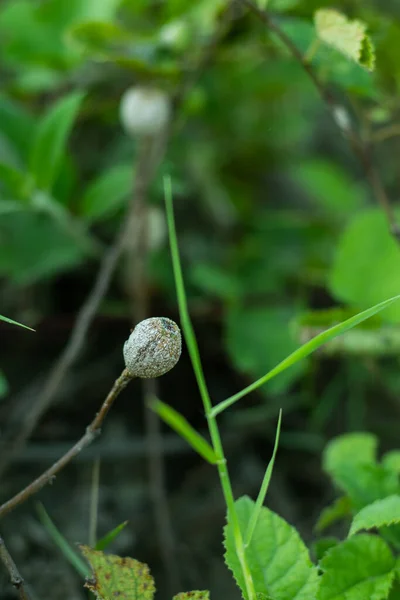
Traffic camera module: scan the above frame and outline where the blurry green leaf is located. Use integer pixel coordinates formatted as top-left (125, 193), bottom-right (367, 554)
top-left (349, 496), bottom-right (400, 537)
top-left (315, 9), bottom-right (375, 71)
top-left (315, 496), bottom-right (352, 532)
top-left (151, 398), bottom-right (218, 465)
top-left (224, 496), bottom-right (319, 600)
top-left (190, 262), bottom-right (241, 300)
top-left (39, 0), bottom-right (123, 25)
top-left (0, 162), bottom-right (31, 199)
top-left (37, 503), bottom-right (89, 578)
top-left (81, 164), bottom-right (132, 221)
top-left (382, 452), bottom-right (400, 474)
top-left (68, 20), bottom-right (131, 56)
top-left (0, 314), bottom-right (34, 331)
top-left (289, 159), bottom-right (364, 216)
top-left (29, 92), bottom-right (84, 192)
top-left (0, 96), bottom-right (35, 161)
top-left (213, 295), bottom-right (400, 416)
top-left (329, 209), bottom-right (400, 323)
top-left (0, 210), bottom-right (85, 285)
top-left (225, 305), bottom-right (304, 395)
top-left (80, 546), bottom-right (155, 599)
top-left (0, 371), bottom-right (9, 399)
top-left (318, 535), bottom-right (395, 600)
top-left (323, 434), bottom-right (399, 510)
top-left (95, 521), bottom-right (128, 552)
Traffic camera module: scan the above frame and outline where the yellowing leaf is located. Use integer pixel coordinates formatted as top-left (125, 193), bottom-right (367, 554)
top-left (80, 546), bottom-right (155, 600)
top-left (314, 9), bottom-right (375, 71)
top-left (173, 593), bottom-right (210, 600)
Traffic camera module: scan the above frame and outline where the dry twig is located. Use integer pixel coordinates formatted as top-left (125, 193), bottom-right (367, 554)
top-left (0, 534), bottom-right (31, 600)
top-left (0, 370), bottom-right (132, 520)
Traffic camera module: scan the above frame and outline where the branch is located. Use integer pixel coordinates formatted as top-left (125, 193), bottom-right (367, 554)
top-left (0, 370), bottom-right (132, 520)
top-left (0, 139), bottom-right (164, 480)
top-left (0, 535), bottom-right (30, 600)
top-left (241, 0), bottom-right (399, 238)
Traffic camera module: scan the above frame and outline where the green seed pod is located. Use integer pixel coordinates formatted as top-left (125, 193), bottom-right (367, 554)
top-left (123, 317), bottom-right (181, 378)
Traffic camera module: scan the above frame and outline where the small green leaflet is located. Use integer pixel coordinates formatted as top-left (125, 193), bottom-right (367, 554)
top-left (95, 521), bottom-right (129, 552)
top-left (349, 496), bottom-right (400, 537)
top-left (314, 9), bottom-right (375, 71)
top-left (318, 534), bottom-right (396, 600)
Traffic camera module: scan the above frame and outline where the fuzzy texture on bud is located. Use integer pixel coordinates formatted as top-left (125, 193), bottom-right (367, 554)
top-left (123, 317), bottom-right (181, 378)
top-left (120, 87), bottom-right (171, 137)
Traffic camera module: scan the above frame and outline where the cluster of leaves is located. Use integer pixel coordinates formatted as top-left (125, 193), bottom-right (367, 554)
top-left (66, 431), bottom-right (400, 600)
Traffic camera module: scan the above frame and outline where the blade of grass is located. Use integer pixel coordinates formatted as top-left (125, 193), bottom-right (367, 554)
top-left (95, 521), bottom-right (129, 552)
top-left (151, 398), bottom-right (218, 464)
top-left (164, 175), bottom-right (256, 600)
top-left (36, 503), bottom-right (89, 578)
top-left (0, 314), bottom-right (35, 331)
top-left (211, 294), bottom-right (400, 417)
top-left (245, 409), bottom-right (282, 547)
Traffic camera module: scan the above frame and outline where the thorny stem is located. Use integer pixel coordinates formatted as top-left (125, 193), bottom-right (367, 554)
top-left (0, 370), bottom-right (132, 520)
top-left (0, 534), bottom-right (31, 600)
top-left (240, 0), bottom-right (399, 239)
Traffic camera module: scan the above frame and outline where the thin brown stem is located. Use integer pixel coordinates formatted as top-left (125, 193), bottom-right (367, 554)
top-left (0, 370), bottom-right (132, 520)
top-left (241, 0), bottom-right (399, 238)
top-left (0, 534), bottom-right (30, 600)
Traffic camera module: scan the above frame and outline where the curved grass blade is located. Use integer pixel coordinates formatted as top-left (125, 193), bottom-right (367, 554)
top-left (95, 521), bottom-right (129, 552)
top-left (211, 294), bottom-right (400, 417)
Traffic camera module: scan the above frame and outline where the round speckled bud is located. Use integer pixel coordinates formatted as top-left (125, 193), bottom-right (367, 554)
top-left (120, 87), bottom-right (171, 138)
top-left (123, 317), bottom-right (181, 378)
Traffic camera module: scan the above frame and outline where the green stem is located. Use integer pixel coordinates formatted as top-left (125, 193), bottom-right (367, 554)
top-left (207, 413), bottom-right (256, 600)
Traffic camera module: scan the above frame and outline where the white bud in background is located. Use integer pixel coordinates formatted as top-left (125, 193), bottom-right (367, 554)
top-left (123, 317), bottom-right (182, 378)
top-left (120, 87), bottom-right (171, 137)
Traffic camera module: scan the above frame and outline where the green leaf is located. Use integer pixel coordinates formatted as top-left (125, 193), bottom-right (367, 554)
top-left (211, 295), bottom-right (400, 417)
top-left (29, 92), bottom-right (84, 192)
top-left (0, 210), bottom-right (86, 285)
top-left (95, 521), bottom-right (129, 552)
top-left (329, 209), bottom-right (400, 323)
top-left (314, 9), bottom-right (375, 71)
top-left (225, 305), bottom-right (304, 395)
top-left (382, 452), bottom-right (400, 474)
top-left (312, 538), bottom-right (339, 562)
top-left (318, 534), bottom-right (396, 600)
top-left (151, 398), bottom-right (217, 465)
top-left (0, 162), bottom-right (31, 199)
top-left (349, 496), bottom-right (400, 537)
top-left (81, 164), bottom-right (132, 221)
top-left (315, 496), bottom-right (352, 533)
top-left (224, 496), bottom-right (320, 600)
top-left (289, 159), bottom-right (364, 217)
top-left (0, 314), bottom-right (34, 331)
top-left (68, 20), bottom-right (131, 56)
top-left (173, 593), bottom-right (210, 600)
top-left (324, 433), bottom-right (377, 473)
top-left (37, 503), bottom-right (89, 578)
top-left (323, 434), bottom-right (399, 510)
top-left (245, 410), bottom-right (282, 547)
top-left (80, 546), bottom-right (155, 600)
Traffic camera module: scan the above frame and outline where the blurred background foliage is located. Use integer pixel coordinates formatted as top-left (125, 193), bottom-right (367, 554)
top-left (1, 0), bottom-right (400, 598)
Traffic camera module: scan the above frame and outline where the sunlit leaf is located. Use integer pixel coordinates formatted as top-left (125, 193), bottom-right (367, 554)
top-left (315, 9), bottom-right (375, 71)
